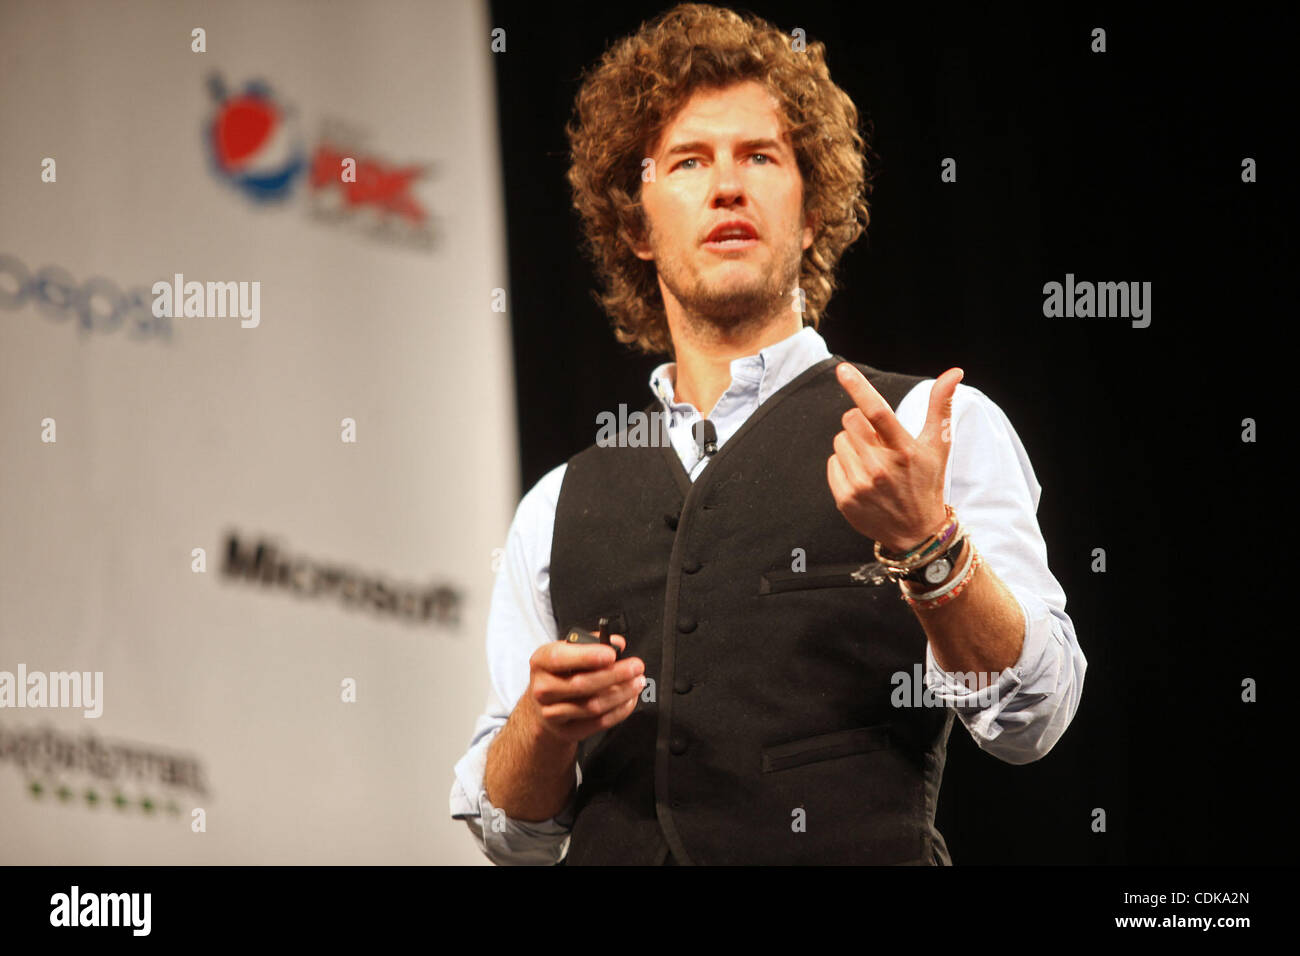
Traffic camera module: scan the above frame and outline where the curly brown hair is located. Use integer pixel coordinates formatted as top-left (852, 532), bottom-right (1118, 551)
top-left (565, 3), bottom-right (875, 356)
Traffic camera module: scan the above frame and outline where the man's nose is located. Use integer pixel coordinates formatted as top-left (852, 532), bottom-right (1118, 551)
top-left (709, 156), bottom-right (745, 207)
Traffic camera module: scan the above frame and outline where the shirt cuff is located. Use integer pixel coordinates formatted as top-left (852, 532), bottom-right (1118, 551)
top-left (474, 789), bottom-right (573, 866)
top-left (922, 584), bottom-right (1051, 746)
top-left (450, 734), bottom-right (576, 866)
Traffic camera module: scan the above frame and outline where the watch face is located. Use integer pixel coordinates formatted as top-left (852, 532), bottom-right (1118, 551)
top-left (924, 558), bottom-right (952, 584)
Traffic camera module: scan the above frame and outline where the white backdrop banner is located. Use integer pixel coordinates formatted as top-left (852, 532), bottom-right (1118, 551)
top-left (0, 0), bottom-right (513, 863)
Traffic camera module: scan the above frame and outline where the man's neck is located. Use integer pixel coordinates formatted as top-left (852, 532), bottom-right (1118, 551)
top-left (668, 313), bottom-right (804, 418)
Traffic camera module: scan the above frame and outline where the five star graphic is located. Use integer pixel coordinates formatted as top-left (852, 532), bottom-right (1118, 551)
top-left (26, 779), bottom-right (184, 815)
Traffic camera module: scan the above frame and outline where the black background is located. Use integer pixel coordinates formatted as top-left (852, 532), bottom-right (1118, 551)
top-left (487, 1), bottom-right (1290, 864)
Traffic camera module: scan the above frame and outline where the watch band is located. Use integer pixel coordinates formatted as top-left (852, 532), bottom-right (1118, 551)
top-left (901, 534), bottom-right (967, 585)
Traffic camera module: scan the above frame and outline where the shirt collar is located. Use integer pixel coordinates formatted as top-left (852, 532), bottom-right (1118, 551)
top-left (649, 324), bottom-right (832, 414)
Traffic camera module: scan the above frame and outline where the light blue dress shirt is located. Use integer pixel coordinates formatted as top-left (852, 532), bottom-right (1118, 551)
top-left (450, 325), bottom-right (1086, 865)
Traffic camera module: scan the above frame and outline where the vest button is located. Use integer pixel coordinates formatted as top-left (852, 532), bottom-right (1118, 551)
top-left (663, 511), bottom-right (680, 530)
top-left (669, 736), bottom-right (688, 755)
top-left (674, 677), bottom-right (692, 694)
top-left (677, 614), bottom-right (697, 633)
top-left (682, 559), bottom-right (702, 574)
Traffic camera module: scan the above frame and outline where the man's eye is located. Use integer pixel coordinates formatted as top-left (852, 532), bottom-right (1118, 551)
top-left (751, 153), bottom-right (772, 164)
top-left (675, 158), bottom-right (699, 170)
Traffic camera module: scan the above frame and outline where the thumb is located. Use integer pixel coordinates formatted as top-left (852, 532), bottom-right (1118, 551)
top-left (921, 367), bottom-right (963, 448)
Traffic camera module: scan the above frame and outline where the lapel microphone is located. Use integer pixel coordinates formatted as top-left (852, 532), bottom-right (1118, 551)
top-left (692, 418), bottom-right (718, 458)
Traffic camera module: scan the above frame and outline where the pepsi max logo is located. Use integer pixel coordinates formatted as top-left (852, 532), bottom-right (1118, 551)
top-left (205, 75), bottom-right (306, 203)
top-left (202, 73), bottom-right (437, 250)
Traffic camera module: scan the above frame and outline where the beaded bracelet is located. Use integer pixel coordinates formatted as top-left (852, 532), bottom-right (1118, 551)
top-left (880, 519), bottom-right (964, 584)
top-left (903, 545), bottom-right (983, 610)
top-left (873, 504), bottom-right (959, 575)
top-left (874, 504), bottom-right (956, 566)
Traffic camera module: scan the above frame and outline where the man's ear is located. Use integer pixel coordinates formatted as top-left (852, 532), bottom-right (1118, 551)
top-left (801, 209), bottom-right (818, 251)
top-left (625, 222), bottom-right (654, 261)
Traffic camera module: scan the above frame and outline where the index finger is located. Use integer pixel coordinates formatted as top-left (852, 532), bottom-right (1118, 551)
top-left (835, 362), bottom-right (911, 449)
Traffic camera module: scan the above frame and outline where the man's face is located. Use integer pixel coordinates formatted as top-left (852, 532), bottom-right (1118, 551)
top-left (633, 80), bottom-right (815, 330)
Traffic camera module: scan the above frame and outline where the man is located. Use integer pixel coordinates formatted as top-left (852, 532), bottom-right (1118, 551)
top-left (450, 3), bottom-right (1085, 865)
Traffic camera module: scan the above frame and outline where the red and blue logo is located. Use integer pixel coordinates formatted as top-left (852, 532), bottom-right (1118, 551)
top-left (205, 74), bottom-right (306, 203)
top-left (202, 72), bottom-right (436, 250)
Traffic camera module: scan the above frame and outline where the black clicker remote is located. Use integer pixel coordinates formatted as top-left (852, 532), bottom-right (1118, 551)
top-left (562, 613), bottom-right (630, 650)
top-left (563, 615), bottom-right (613, 646)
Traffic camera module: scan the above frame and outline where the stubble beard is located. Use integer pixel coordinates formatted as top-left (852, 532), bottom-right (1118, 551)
top-left (654, 230), bottom-right (803, 341)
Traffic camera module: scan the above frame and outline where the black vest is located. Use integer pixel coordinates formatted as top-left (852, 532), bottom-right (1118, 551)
top-left (550, 355), bottom-right (955, 865)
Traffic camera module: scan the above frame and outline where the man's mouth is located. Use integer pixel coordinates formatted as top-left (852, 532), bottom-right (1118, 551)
top-left (703, 220), bottom-right (759, 251)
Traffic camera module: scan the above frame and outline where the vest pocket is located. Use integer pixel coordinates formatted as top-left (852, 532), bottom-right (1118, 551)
top-left (761, 723), bottom-right (893, 773)
top-left (758, 563), bottom-right (888, 594)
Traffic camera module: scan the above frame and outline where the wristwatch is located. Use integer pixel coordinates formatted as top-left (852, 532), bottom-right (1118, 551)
top-left (901, 535), bottom-right (967, 586)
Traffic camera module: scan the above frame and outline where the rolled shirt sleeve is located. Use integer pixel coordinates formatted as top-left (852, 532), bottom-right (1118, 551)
top-left (896, 381), bottom-right (1087, 765)
top-left (449, 464), bottom-right (578, 864)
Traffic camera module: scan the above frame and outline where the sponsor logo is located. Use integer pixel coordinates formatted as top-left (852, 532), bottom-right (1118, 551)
top-left (222, 531), bottom-right (463, 628)
top-left (205, 74), bottom-right (306, 203)
top-left (0, 722), bottom-right (208, 817)
top-left (205, 74), bottom-right (437, 250)
top-left (0, 252), bottom-right (171, 342)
